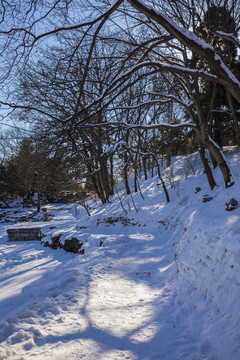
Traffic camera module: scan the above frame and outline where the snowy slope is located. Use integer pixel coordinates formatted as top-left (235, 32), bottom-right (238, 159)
top-left (0, 148), bottom-right (239, 360)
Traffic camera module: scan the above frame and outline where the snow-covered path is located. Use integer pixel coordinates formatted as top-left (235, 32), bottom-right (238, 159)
top-left (0, 206), bottom-right (212, 360)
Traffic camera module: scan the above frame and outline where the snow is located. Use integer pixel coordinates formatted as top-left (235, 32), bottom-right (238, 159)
top-left (0, 148), bottom-right (240, 359)
top-left (132, 0), bottom-right (213, 50)
top-left (101, 141), bottom-right (126, 156)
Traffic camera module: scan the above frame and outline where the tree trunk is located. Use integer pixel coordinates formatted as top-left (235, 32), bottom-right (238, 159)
top-left (213, 115), bottom-right (223, 148)
top-left (37, 193), bottom-right (41, 213)
top-left (151, 155), bottom-right (155, 177)
top-left (124, 167), bottom-right (131, 195)
top-left (154, 154), bottom-right (170, 203)
top-left (100, 157), bottom-right (112, 201)
top-left (110, 156), bottom-right (114, 195)
top-left (211, 115), bottom-right (221, 168)
top-left (123, 153), bottom-right (131, 195)
top-left (166, 152), bottom-right (171, 167)
top-left (197, 139), bottom-right (216, 190)
top-left (96, 171), bottom-right (107, 203)
top-left (206, 136), bottom-right (234, 187)
top-left (143, 157), bottom-right (148, 180)
top-left (194, 92), bottom-right (234, 188)
top-left (133, 152), bottom-right (138, 192)
top-left (226, 91), bottom-right (240, 146)
top-left (87, 163), bottom-right (106, 204)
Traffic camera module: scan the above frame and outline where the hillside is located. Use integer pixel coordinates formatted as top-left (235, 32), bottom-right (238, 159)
top-left (0, 148), bottom-right (239, 360)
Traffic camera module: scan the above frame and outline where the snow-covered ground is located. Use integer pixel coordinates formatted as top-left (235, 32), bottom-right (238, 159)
top-left (0, 149), bottom-right (240, 359)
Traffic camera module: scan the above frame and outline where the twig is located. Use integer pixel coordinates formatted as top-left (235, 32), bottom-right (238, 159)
top-left (80, 202), bottom-right (91, 216)
top-left (115, 186), bottom-right (128, 214)
top-left (137, 177), bottom-right (145, 199)
top-left (130, 192), bottom-right (139, 212)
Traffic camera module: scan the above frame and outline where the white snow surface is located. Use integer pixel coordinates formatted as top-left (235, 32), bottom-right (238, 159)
top-left (0, 148), bottom-right (240, 359)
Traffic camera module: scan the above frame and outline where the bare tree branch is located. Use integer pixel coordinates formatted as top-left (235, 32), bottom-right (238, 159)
top-left (127, 0), bottom-right (240, 104)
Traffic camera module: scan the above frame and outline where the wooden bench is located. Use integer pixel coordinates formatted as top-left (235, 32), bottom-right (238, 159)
top-left (7, 228), bottom-right (41, 241)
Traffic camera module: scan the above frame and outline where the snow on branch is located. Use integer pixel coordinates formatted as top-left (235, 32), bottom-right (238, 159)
top-left (106, 94), bottom-right (192, 111)
top-left (82, 121), bottom-right (196, 130)
top-left (118, 122), bottom-right (196, 130)
top-left (127, 0), bottom-right (240, 104)
top-left (127, 60), bottom-right (217, 82)
top-left (101, 141), bottom-right (126, 157)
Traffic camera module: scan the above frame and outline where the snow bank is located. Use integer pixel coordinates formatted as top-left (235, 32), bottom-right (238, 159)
top-left (169, 149), bottom-right (240, 359)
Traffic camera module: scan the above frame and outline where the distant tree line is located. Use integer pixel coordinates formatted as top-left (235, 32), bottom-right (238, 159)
top-left (0, 136), bottom-right (85, 209)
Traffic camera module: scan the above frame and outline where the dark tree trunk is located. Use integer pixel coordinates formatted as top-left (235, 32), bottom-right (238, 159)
top-left (37, 193), bottom-right (41, 213)
top-left (124, 167), bottom-right (131, 195)
top-left (123, 153), bottom-right (131, 195)
top-left (154, 154), bottom-right (170, 203)
top-left (212, 116), bottom-right (222, 149)
top-left (197, 140), bottom-right (216, 190)
top-left (96, 171), bottom-right (107, 203)
top-left (151, 155), bottom-right (155, 177)
top-left (143, 157), bottom-right (148, 180)
top-left (110, 156), bottom-right (114, 195)
top-left (166, 152), bottom-right (171, 167)
top-left (194, 91), bottom-right (234, 188)
top-left (226, 91), bottom-right (240, 146)
top-left (100, 157), bottom-right (112, 201)
top-left (87, 163), bottom-right (106, 204)
top-left (134, 154), bottom-right (138, 193)
top-left (205, 136), bottom-right (234, 187)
